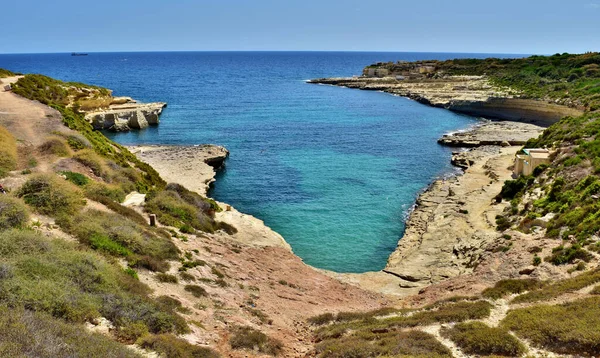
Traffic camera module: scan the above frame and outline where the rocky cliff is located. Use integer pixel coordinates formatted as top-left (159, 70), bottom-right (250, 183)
top-left (309, 76), bottom-right (584, 126)
top-left (85, 100), bottom-right (167, 131)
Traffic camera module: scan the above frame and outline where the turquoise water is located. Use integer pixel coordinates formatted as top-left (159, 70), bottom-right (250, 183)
top-left (0, 52), bottom-right (520, 272)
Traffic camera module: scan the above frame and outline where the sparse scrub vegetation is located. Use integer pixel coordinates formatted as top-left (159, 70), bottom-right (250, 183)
top-left (0, 126), bottom-right (18, 177)
top-left (0, 229), bottom-right (188, 336)
top-left (57, 209), bottom-right (178, 269)
top-left (441, 321), bottom-right (526, 356)
top-left (502, 296), bottom-right (600, 355)
top-left (229, 326), bottom-right (283, 356)
top-left (0, 195), bottom-right (29, 230)
top-left (0, 305), bottom-right (141, 358)
top-left (482, 279), bottom-right (544, 299)
top-left (512, 268), bottom-right (600, 303)
top-left (17, 174), bottom-right (85, 216)
top-left (38, 136), bottom-right (71, 157)
top-left (138, 334), bottom-right (220, 358)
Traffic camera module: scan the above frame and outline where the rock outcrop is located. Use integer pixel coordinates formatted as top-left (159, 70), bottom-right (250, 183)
top-left (85, 102), bottom-right (166, 131)
top-left (308, 76), bottom-right (584, 126)
top-left (438, 121), bottom-right (544, 147)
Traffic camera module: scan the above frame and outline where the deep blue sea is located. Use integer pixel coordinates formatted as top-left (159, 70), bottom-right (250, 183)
top-left (0, 51), bottom-right (522, 272)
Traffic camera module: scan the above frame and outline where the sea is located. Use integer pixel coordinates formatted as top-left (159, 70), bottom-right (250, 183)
top-left (0, 51), bottom-right (524, 273)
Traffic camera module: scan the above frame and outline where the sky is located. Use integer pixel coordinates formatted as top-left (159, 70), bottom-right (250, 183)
top-left (2, 0), bottom-right (599, 54)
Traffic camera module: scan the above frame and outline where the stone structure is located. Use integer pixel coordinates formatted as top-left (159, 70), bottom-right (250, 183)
top-left (514, 148), bottom-right (550, 176)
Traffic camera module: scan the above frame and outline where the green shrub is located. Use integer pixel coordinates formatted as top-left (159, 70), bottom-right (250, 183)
top-left (156, 273), bottom-right (178, 284)
top-left (73, 149), bottom-right (108, 178)
top-left (315, 330), bottom-right (451, 358)
top-left (229, 326), bottom-right (283, 356)
top-left (61, 171), bottom-right (90, 186)
top-left (512, 268), bottom-right (600, 303)
top-left (546, 244), bottom-right (593, 265)
top-left (17, 174), bottom-right (85, 216)
top-left (0, 68), bottom-right (15, 78)
top-left (57, 209), bottom-right (178, 268)
top-left (0, 305), bottom-right (141, 358)
top-left (184, 285), bottom-right (208, 298)
top-left (0, 229), bottom-right (187, 334)
top-left (84, 181), bottom-right (127, 204)
top-left (502, 297), bottom-right (600, 355)
top-left (441, 321), bottom-right (526, 356)
top-left (38, 137), bottom-right (70, 157)
top-left (308, 313), bottom-right (335, 326)
top-left (0, 195), bottom-right (29, 230)
top-left (0, 126), bottom-right (18, 178)
top-left (482, 279), bottom-right (544, 299)
top-left (145, 190), bottom-right (217, 233)
top-left (500, 175), bottom-right (534, 200)
top-left (138, 334), bottom-right (220, 358)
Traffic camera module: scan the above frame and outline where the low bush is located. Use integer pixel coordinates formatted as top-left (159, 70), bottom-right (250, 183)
top-left (482, 279), bottom-right (544, 299)
top-left (0, 305), bottom-right (141, 358)
top-left (0, 229), bottom-right (187, 335)
top-left (441, 321), bottom-right (526, 356)
top-left (17, 174), bottom-right (85, 216)
top-left (156, 273), bottom-right (178, 284)
top-left (57, 209), bottom-right (178, 269)
top-left (308, 313), bottom-right (335, 326)
top-left (84, 191), bottom-right (148, 226)
top-left (314, 300), bottom-right (492, 343)
top-left (38, 137), bottom-right (70, 157)
top-left (0, 126), bottom-right (18, 177)
top-left (502, 296), bottom-right (600, 355)
top-left (512, 268), bottom-right (600, 303)
top-left (61, 171), bottom-right (90, 186)
top-left (73, 149), bottom-right (108, 179)
top-left (229, 326), bottom-right (283, 356)
top-left (545, 244), bottom-right (592, 265)
top-left (500, 175), bottom-right (534, 200)
top-left (83, 181), bottom-right (127, 203)
top-left (138, 334), bottom-right (220, 358)
top-left (0, 195), bottom-right (29, 230)
top-left (315, 330), bottom-right (451, 358)
top-left (145, 190), bottom-right (217, 233)
top-left (184, 285), bottom-right (208, 298)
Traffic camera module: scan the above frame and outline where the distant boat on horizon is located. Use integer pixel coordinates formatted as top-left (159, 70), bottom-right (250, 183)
top-left (71, 53), bottom-right (88, 56)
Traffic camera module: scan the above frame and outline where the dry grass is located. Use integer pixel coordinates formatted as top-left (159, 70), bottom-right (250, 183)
top-left (441, 321), bottom-right (527, 356)
top-left (0, 305), bottom-right (141, 358)
top-left (17, 174), bottom-right (85, 216)
top-left (0, 195), bottom-right (29, 230)
top-left (503, 296), bottom-right (600, 355)
top-left (0, 126), bottom-right (18, 177)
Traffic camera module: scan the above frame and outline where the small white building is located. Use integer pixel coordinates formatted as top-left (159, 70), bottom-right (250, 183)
top-left (514, 148), bottom-right (550, 176)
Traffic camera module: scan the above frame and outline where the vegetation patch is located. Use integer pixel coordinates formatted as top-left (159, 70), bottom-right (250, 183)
top-left (0, 229), bottom-right (187, 335)
top-left (57, 209), bottom-right (178, 270)
top-left (441, 321), bottom-right (526, 356)
top-left (229, 326), bottom-right (283, 356)
top-left (17, 174), bottom-right (85, 216)
top-left (38, 137), bottom-right (71, 157)
top-left (138, 334), bottom-right (220, 358)
top-left (315, 329), bottom-right (451, 358)
top-left (0, 195), bottom-right (29, 230)
top-left (0, 305), bottom-right (141, 358)
top-left (512, 268), bottom-right (600, 303)
top-left (482, 279), bottom-right (544, 299)
top-left (145, 188), bottom-right (217, 233)
top-left (0, 126), bottom-right (18, 178)
top-left (184, 285), bottom-right (208, 298)
top-left (502, 296), bottom-right (600, 355)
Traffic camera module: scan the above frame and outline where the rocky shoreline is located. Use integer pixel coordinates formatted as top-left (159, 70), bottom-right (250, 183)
top-left (309, 76), bottom-right (583, 126)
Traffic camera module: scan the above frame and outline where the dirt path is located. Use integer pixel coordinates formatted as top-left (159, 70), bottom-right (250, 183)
top-left (0, 77), bottom-right (72, 146)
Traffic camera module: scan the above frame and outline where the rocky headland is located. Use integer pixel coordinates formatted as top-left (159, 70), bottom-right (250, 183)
top-left (86, 99), bottom-right (167, 131)
top-left (309, 76), bottom-right (584, 126)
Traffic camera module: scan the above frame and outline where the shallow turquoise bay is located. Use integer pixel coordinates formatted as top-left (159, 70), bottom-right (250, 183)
top-left (0, 51), bottom-right (521, 272)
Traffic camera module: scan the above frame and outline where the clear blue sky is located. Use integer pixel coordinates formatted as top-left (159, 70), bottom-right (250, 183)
top-left (2, 0), bottom-right (599, 54)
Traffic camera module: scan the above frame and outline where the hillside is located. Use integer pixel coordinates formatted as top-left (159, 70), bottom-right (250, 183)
top-left (2, 51), bottom-right (600, 357)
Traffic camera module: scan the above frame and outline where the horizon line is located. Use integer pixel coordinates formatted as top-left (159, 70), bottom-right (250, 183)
top-left (0, 50), bottom-right (540, 56)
